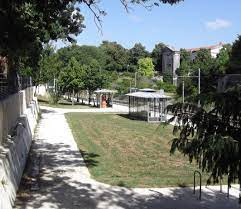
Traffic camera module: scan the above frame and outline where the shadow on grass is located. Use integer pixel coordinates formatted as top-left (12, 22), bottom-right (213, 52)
top-left (117, 114), bottom-right (147, 122)
top-left (79, 150), bottom-right (99, 168)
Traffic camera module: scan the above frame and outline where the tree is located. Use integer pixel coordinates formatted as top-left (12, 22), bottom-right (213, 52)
top-left (151, 42), bottom-right (166, 72)
top-left (82, 60), bottom-right (108, 103)
top-left (167, 84), bottom-right (241, 202)
top-left (178, 49), bottom-right (216, 100)
top-left (100, 41), bottom-right (129, 72)
top-left (0, 0), bottom-right (182, 91)
top-left (58, 57), bottom-right (85, 103)
top-left (192, 49), bottom-right (215, 75)
top-left (177, 49), bottom-right (192, 76)
top-left (0, 0), bottom-right (85, 90)
top-left (229, 36), bottom-right (241, 74)
top-left (57, 44), bottom-right (106, 68)
top-left (129, 43), bottom-right (150, 67)
top-left (167, 36), bottom-right (241, 202)
top-left (138, 57), bottom-right (154, 78)
top-left (38, 45), bottom-right (61, 84)
top-left (215, 44), bottom-right (231, 75)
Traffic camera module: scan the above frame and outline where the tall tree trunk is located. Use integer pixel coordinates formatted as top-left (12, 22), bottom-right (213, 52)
top-left (77, 92), bottom-right (79, 103)
top-left (88, 91), bottom-right (91, 105)
top-left (72, 89), bottom-right (75, 106)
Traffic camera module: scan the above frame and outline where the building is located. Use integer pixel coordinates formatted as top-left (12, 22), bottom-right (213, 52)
top-left (186, 42), bottom-right (224, 60)
top-left (162, 46), bottom-right (180, 85)
top-left (162, 43), bottom-right (224, 85)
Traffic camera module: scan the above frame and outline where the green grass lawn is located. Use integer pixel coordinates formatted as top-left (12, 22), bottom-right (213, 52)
top-left (65, 113), bottom-right (207, 188)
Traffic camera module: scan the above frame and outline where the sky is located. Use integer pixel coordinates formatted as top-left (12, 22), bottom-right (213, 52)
top-left (56, 0), bottom-right (241, 52)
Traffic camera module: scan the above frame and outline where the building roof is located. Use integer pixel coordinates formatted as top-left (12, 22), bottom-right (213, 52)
top-left (186, 42), bottom-right (224, 53)
top-left (126, 91), bottom-right (170, 99)
top-left (164, 45), bottom-right (180, 52)
top-left (94, 89), bottom-right (117, 94)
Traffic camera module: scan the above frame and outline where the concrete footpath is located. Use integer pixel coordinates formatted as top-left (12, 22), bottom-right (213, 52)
top-left (14, 106), bottom-right (241, 209)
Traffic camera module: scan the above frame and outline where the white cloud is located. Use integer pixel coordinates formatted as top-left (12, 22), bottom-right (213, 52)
top-left (205, 19), bottom-right (232, 30)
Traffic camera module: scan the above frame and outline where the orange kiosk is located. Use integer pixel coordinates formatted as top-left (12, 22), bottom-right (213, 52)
top-left (101, 95), bottom-right (107, 108)
top-left (94, 89), bottom-right (117, 108)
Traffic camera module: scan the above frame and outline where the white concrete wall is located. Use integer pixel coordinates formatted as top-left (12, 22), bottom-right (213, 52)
top-left (0, 87), bottom-right (39, 209)
top-left (36, 84), bottom-right (47, 97)
top-left (211, 46), bottom-right (223, 58)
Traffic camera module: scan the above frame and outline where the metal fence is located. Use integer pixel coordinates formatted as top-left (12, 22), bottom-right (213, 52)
top-left (0, 73), bottom-right (32, 100)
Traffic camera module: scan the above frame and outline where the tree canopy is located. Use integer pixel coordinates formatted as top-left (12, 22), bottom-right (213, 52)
top-left (100, 41), bottom-right (129, 72)
top-left (229, 36), bottom-right (241, 74)
top-left (168, 84), bottom-right (241, 201)
top-left (151, 42), bottom-right (166, 72)
top-left (138, 57), bottom-right (154, 78)
top-left (168, 36), bottom-right (241, 203)
top-left (0, 0), bottom-right (183, 91)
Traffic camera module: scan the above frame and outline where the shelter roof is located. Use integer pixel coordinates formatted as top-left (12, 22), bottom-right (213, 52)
top-left (94, 89), bottom-right (117, 94)
top-left (126, 91), bottom-right (170, 99)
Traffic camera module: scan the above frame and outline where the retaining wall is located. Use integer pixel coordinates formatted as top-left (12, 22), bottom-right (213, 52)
top-left (0, 87), bottom-right (39, 209)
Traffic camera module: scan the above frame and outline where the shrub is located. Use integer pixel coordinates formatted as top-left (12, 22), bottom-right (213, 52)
top-left (163, 70), bottom-right (173, 84)
top-left (49, 91), bottom-right (61, 104)
top-left (156, 81), bottom-right (176, 93)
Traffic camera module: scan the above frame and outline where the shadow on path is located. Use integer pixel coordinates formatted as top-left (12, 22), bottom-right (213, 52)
top-left (14, 108), bottom-right (240, 209)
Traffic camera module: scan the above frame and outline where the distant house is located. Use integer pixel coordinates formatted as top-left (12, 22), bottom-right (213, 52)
top-left (162, 46), bottom-right (180, 85)
top-left (162, 43), bottom-right (225, 86)
top-left (186, 42), bottom-right (224, 60)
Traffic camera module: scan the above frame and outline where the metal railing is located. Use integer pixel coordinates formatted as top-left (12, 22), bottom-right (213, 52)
top-left (193, 170), bottom-right (202, 200)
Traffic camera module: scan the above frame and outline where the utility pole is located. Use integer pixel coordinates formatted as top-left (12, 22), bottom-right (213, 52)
top-left (177, 69), bottom-right (201, 106)
top-left (182, 80), bottom-right (185, 103)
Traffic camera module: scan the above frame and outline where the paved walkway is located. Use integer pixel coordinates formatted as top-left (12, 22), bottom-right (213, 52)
top-left (39, 104), bottom-right (129, 114)
top-left (15, 107), bottom-right (241, 209)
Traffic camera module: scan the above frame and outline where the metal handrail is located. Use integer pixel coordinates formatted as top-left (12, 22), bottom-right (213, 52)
top-left (194, 170), bottom-right (202, 200)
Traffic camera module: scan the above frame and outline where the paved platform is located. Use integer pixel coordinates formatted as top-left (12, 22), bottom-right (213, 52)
top-left (14, 107), bottom-right (241, 209)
